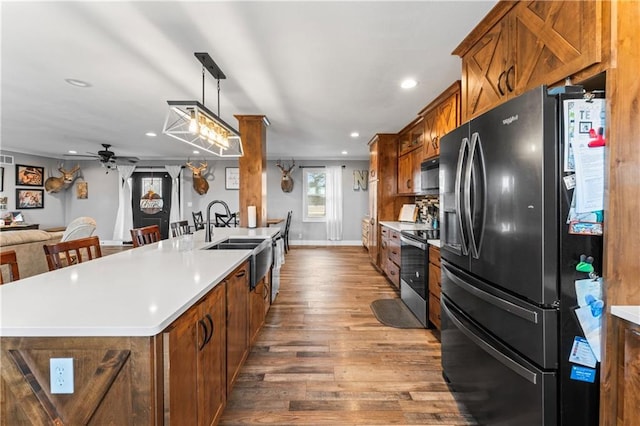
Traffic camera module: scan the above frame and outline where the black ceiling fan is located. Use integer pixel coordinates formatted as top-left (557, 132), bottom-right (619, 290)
top-left (64, 144), bottom-right (139, 165)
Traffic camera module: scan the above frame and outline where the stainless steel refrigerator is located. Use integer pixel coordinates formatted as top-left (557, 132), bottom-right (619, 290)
top-left (439, 86), bottom-right (603, 425)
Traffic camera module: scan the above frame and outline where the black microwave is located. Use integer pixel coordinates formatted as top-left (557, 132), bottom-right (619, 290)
top-left (420, 158), bottom-right (439, 194)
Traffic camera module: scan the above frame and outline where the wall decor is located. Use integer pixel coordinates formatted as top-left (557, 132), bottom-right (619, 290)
top-left (353, 170), bottom-right (368, 191)
top-left (76, 181), bottom-right (88, 199)
top-left (225, 167), bottom-right (240, 190)
top-left (15, 164), bottom-right (44, 186)
top-left (0, 166), bottom-right (4, 191)
top-left (0, 196), bottom-right (7, 210)
top-left (16, 189), bottom-right (44, 209)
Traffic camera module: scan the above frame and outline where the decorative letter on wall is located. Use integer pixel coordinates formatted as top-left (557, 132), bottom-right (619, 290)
top-left (353, 170), bottom-right (368, 191)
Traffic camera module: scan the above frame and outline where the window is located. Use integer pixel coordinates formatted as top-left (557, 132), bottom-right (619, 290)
top-left (302, 168), bottom-right (326, 222)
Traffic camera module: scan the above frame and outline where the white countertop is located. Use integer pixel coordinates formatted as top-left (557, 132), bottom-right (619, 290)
top-left (0, 227), bottom-right (280, 338)
top-left (611, 305), bottom-right (640, 326)
top-left (379, 221), bottom-right (440, 248)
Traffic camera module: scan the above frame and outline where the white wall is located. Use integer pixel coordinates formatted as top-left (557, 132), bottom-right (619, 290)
top-left (266, 159), bottom-right (369, 244)
top-left (0, 151), bottom-right (369, 245)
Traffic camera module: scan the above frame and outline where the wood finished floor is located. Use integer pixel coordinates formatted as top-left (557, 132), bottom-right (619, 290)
top-left (219, 246), bottom-right (475, 425)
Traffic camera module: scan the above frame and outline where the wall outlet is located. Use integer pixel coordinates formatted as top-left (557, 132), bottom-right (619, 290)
top-left (50, 358), bottom-right (74, 394)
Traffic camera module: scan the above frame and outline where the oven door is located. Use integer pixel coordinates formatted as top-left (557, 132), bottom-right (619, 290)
top-left (400, 234), bottom-right (428, 327)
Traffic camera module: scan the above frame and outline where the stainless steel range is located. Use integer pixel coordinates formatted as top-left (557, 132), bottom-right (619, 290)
top-left (399, 229), bottom-right (439, 327)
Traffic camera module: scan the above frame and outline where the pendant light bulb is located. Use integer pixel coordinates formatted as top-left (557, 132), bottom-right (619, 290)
top-left (188, 110), bottom-right (198, 134)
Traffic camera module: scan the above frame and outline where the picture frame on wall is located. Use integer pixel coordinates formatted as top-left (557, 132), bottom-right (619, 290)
top-left (0, 167), bottom-right (4, 191)
top-left (16, 189), bottom-right (44, 209)
top-left (15, 164), bottom-right (44, 187)
top-left (225, 167), bottom-right (240, 190)
top-left (76, 181), bottom-right (88, 199)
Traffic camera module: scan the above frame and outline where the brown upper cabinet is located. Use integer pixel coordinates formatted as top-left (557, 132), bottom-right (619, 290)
top-left (454, 0), bottom-right (606, 120)
top-left (420, 81), bottom-right (461, 160)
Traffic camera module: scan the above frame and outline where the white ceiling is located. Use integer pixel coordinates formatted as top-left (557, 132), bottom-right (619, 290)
top-left (1, 1), bottom-right (496, 162)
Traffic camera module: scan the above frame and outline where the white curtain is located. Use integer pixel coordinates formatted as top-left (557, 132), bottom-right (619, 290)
top-left (165, 165), bottom-right (182, 224)
top-left (112, 165), bottom-right (136, 241)
top-left (325, 165), bottom-right (343, 241)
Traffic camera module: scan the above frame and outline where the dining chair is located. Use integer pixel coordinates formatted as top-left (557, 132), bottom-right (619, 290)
top-left (283, 210), bottom-right (292, 253)
top-left (170, 220), bottom-right (191, 238)
top-left (0, 250), bottom-right (20, 284)
top-left (192, 211), bottom-right (205, 231)
top-left (215, 212), bottom-right (238, 228)
top-left (130, 225), bottom-right (162, 248)
top-left (43, 236), bottom-right (103, 271)
top-left (60, 216), bottom-right (97, 242)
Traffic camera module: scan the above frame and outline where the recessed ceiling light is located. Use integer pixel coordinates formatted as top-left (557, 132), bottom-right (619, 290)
top-left (68, 150), bottom-right (77, 154)
top-left (65, 78), bottom-right (92, 88)
top-left (193, 150), bottom-right (200, 154)
top-left (342, 150), bottom-right (348, 155)
top-left (400, 79), bottom-right (418, 89)
top-left (350, 132), bottom-right (359, 138)
top-left (145, 132), bottom-right (157, 137)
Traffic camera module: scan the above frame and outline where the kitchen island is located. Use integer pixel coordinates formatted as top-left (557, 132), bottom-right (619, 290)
top-left (0, 227), bottom-right (280, 425)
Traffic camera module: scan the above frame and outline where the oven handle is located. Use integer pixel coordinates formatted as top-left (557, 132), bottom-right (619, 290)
top-left (400, 235), bottom-right (427, 251)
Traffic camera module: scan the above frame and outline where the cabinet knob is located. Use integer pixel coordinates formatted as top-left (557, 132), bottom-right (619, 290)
top-left (407, 179), bottom-right (411, 189)
top-left (198, 319), bottom-right (208, 350)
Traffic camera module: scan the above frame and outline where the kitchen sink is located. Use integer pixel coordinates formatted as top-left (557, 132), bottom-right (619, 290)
top-left (206, 237), bottom-right (272, 290)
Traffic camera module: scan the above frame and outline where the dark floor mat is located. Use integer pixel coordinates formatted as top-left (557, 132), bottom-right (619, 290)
top-left (370, 298), bottom-right (424, 329)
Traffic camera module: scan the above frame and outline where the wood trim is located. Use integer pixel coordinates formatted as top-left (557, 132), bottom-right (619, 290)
top-left (452, 1), bottom-right (517, 57)
top-left (600, 0), bottom-right (640, 423)
top-left (417, 81), bottom-right (461, 117)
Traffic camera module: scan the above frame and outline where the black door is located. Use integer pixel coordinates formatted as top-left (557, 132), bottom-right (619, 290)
top-left (131, 172), bottom-right (172, 240)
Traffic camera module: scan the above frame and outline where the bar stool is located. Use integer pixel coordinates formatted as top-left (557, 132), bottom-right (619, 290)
top-left (43, 236), bottom-right (103, 271)
top-left (130, 225), bottom-right (162, 247)
top-left (0, 250), bottom-right (20, 283)
top-left (170, 220), bottom-right (191, 238)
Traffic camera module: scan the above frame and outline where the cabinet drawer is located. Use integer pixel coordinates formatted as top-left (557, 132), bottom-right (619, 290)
top-left (429, 263), bottom-right (441, 298)
top-left (386, 259), bottom-right (400, 289)
top-left (429, 245), bottom-right (441, 267)
top-left (429, 294), bottom-right (441, 329)
top-left (381, 226), bottom-right (389, 239)
top-left (388, 242), bottom-right (401, 267)
top-left (389, 229), bottom-right (401, 244)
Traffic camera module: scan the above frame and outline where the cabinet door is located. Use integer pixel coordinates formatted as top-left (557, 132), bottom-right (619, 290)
top-left (250, 279), bottom-right (266, 345)
top-left (512, 1), bottom-right (601, 94)
top-left (163, 307), bottom-right (199, 424)
top-left (411, 148), bottom-right (423, 192)
top-left (226, 263), bottom-right (249, 393)
top-left (367, 180), bottom-right (378, 266)
top-left (461, 17), bottom-right (511, 120)
top-left (369, 140), bottom-right (378, 181)
top-left (198, 284), bottom-right (226, 426)
top-left (398, 153), bottom-right (413, 195)
top-left (621, 322), bottom-right (640, 425)
top-left (423, 110), bottom-right (439, 159)
top-left (437, 92), bottom-right (460, 149)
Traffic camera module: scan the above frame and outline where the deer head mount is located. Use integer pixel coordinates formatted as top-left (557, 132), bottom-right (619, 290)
top-left (44, 165), bottom-right (81, 193)
top-left (186, 161), bottom-right (210, 195)
top-left (276, 159), bottom-right (295, 193)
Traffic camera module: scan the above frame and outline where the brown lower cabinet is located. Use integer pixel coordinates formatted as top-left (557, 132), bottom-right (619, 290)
top-left (250, 276), bottom-right (271, 345)
top-left (0, 260), bottom-right (263, 426)
top-left (428, 245), bottom-right (441, 330)
top-left (380, 226), bottom-right (401, 289)
top-left (163, 279), bottom-right (226, 425)
top-left (609, 317), bottom-right (640, 425)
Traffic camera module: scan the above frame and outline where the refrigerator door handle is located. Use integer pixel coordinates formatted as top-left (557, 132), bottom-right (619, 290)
top-left (442, 263), bottom-right (539, 324)
top-left (455, 137), bottom-right (470, 256)
top-left (442, 298), bottom-right (538, 384)
top-left (468, 132), bottom-right (487, 259)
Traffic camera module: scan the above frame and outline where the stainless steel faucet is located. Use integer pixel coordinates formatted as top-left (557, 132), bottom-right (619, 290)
top-left (205, 200), bottom-right (232, 242)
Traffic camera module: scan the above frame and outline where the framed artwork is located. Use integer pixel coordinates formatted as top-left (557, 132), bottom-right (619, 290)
top-left (16, 189), bottom-right (44, 209)
top-left (15, 164), bottom-right (44, 186)
top-left (225, 167), bottom-right (240, 190)
top-left (76, 181), bottom-right (88, 199)
top-left (0, 167), bottom-right (3, 191)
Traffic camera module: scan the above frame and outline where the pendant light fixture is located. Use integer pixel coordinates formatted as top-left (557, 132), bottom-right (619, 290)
top-left (163, 53), bottom-right (243, 157)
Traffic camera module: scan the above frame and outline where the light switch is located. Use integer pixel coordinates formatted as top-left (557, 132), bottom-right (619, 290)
top-left (50, 358), bottom-right (74, 394)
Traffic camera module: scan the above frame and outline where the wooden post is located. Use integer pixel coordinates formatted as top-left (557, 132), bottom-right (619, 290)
top-left (235, 115), bottom-right (268, 228)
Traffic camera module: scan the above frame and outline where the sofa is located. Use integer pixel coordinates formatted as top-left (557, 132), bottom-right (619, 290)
top-left (0, 230), bottom-right (64, 281)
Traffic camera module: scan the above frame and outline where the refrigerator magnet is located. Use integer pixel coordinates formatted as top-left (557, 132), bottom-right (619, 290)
top-left (570, 365), bottom-right (597, 383)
